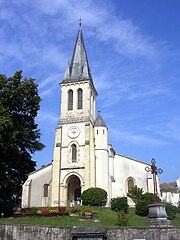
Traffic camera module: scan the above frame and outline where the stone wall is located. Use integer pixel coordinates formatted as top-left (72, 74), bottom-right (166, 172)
top-left (0, 225), bottom-right (179, 240)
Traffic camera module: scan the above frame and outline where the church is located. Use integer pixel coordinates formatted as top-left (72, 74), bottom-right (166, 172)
top-left (21, 25), bottom-right (157, 208)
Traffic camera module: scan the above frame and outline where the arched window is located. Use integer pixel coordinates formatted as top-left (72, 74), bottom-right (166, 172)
top-left (71, 144), bottom-right (77, 162)
top-left (68, 89), bottom-right (73, 110)
top-left (43, 184), bottom-right (49, 197)
top-left (127, 178), bottom-right (134, 192)
top-left (77, 88), bottom-right (83, 109)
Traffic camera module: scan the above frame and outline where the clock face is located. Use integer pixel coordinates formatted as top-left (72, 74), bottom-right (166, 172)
top-left (68, 126), bottom-right (80, 138)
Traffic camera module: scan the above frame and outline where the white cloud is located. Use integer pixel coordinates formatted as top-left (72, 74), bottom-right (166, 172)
top-left (0, 41), bottom-right (24, 60)
top-left (146, 117), bottom-right (180, 142)
top-left (37, 111), bottom-right (58, 123)
top-left (110, 127), bottom-right (167, 146)
top-left (39, 74), bottom-right (61, 89)
top-left (39, 45), bottom-right (68, 69)
top-left (40, 87), bottom-right (55, 98)
top-left (97, 19), bottom-right (158, 59)
top-left (7, 0), bottom-right (162, 59)
top-left (98, 77), bottom-right (173, 109)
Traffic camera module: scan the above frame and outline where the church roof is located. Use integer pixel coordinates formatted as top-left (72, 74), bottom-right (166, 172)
top-left (116, 153), bottom-right (151, 166)
top-left (160, 182), bottom-right (177, 191)
top-left (94, 111), bottom-right (107, 128)
top-left (62, 25), bottom-right (92, 83)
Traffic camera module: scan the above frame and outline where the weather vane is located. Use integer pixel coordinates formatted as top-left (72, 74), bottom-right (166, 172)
top-left (145, 158), bottom-right (163, 196)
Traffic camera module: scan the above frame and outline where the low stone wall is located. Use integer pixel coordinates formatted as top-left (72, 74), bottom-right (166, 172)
top-left (0, 224), bottom-right (179, 240)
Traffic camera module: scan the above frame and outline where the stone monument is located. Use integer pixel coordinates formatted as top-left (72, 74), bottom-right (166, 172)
top-left (145, 158), bottom-right (171, 225)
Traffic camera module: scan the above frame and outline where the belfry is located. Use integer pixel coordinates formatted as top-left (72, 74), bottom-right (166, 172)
top-left (22, 25), bottom-right (158, 208)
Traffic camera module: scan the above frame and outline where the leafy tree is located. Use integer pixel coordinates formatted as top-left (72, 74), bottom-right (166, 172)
top-left (81, 187), bottom-right (107, 206)
top-left (127, 185), bottom-right (143, 204)
top-left (0, 71), bottom-right (44, 216)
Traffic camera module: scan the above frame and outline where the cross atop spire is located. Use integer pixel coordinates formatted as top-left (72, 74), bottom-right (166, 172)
top-left (79, 16), bottom-right (82, 29)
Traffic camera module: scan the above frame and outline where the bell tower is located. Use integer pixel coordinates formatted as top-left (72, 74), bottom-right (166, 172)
top-left (51, 25), bottom-right (98, 206)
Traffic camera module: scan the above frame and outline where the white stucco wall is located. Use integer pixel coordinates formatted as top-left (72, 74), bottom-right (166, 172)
top-left (94, 126), bottom-right (109, 198)
top-left (22, 164), bottom-right (52, 208)
top-left (161, 191), bottom-right (180, 206)
top-left (112, 154), bottom-right (152, 198)
top-left (161, 178), bottom-right (180, 206)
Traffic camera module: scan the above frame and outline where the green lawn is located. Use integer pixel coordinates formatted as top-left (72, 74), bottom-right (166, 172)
top-left (0, 207), bottom-right (179, 227)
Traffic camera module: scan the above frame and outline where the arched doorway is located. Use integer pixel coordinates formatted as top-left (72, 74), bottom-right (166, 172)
top-left (66, 175), bottom-right (81, 207)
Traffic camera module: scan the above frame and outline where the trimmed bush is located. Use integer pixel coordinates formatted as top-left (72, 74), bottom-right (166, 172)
top-left (111, 197), bottom-right (128, 213)
top-left (165, 202), bottom-right (177, 220)
top-left (81, 187), bottom-right (107, 206)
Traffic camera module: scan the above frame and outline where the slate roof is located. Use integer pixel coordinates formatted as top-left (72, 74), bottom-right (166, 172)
top-left (94, 111), bottom-right (107, 128)
top-left (160, 182), bottom-right (177, 191)
top-left (62, 27), bottom-right (92, 83)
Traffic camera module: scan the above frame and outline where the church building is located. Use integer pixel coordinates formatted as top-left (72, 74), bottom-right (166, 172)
top-left (22, 25), bottom-right (157, 208)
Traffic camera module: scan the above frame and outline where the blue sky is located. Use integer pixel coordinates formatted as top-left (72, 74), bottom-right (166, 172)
top-left (1, 0), bottom-right (180, 183)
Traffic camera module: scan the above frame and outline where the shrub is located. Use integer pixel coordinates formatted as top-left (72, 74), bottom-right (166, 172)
top-left (81, 187), bottom-right (107, 206)
top-left (127, 185), bottom-right (143, 204)
top-left (135, 193), bottom-right (162, 217)
top-left (116, 210), bottom-right (128, 226)
top-left (165, 202), bottom-right (176, 220)
top-left (176, 202), bottom-right (180, 213)
top-left (143, 193), bottom-right (155, 204)
top-left (135, 199), bottom-right (149, 216)
top-left (69, 207), bottom-right (79, 213)
top-left (143, 192), bottom-right (161, 204)
top-left (135, 193), bottom-right (154, 217)
top-left (111, 197), bottom-right (128, 213)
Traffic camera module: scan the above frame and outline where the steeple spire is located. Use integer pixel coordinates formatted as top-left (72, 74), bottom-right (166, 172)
top-left (62, 24), bottom-right (92, 83)
top-left (94, 111), bottom-right (107, 128)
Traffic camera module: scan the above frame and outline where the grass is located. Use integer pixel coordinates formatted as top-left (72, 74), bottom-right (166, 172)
top-left (0, 207), bottom-right (179, 228)
top-left (171, 212), bottom-right (180, 226)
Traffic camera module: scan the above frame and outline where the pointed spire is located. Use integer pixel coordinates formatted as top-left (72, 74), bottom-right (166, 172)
top-left (94, 111), bottom-right (107, 128)
top-left (81, 61), bottom-right (89, 79)
top-left (62, 24), bottom-right (92, 83)
top-left (64, 62), bottom-right (70, 79)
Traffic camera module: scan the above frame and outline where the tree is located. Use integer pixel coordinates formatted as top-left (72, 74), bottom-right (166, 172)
top-left (127, 185), bottom-right (143, 204)
top-left (0, 71), bottom-right (44, 216)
